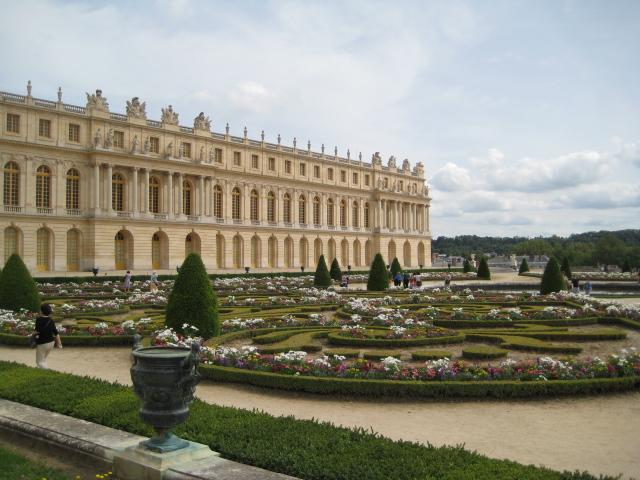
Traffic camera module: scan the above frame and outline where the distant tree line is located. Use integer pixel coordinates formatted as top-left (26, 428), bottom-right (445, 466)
top-left (432, 229), bottom-right (640, 269)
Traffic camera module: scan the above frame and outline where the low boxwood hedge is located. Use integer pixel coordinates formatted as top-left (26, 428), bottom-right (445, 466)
top-left (0, 361), bottom-right (610, 480)
top-left (411, 350), bottom-right (453, 360)
top-left (462, 346), bottom-right (508, 359)
top-left (327, 332), bottom-right (466, 348)
top-left (323, 349), bottom-right (360, 358)
top-left (362, 350), bottom-right (401, 360)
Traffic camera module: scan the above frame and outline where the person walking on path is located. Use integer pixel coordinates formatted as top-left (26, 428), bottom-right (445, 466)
top-left (393, 272), bottom-right (402, 287)
top-left (123, 270), bottom-right (132, 293)
top-left (149, 271), bottom-right (158, 292)
top-left (415, 272), bottom-right (422, 288)
top-left (34, 303), bottom-right (62, 369)
top-left (402, 272), bottom-right (410, 289)
top-left (444, 273), bottom-right (452, 289)
top-left (585, 281), bottom-right (593, 295)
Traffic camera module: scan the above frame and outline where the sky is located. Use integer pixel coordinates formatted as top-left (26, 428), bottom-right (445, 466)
top-left (1, 0), bottom-right (638, 238)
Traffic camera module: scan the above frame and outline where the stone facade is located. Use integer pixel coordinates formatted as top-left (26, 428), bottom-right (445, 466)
top-left (0, 84), bottom-right (432, 274)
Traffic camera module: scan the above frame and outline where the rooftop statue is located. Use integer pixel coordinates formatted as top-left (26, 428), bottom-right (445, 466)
top-left (161, 105), bottom-right (179, 125)
top-left (126, 97), bottom-right (147, 119)
top-left (86, 89), bottom-right (109, 111)
top-left (388, 155), bottom-right (397, 169)
top-left (194, 112), bottom-right (211, 131)
top-left (371, 152), bottom-right (382, 166)
top-left (402, 158), bottom-right (410, 171)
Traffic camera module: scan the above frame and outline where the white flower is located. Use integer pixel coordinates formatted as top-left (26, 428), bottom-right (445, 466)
top-left (381, 356), bottom-right (402, 372)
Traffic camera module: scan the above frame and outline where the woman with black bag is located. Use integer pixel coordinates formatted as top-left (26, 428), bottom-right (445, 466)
top-left (33, 303), bottom-right (62, 369)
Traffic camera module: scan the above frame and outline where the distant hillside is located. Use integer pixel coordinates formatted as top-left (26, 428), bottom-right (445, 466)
top-left (432, 230), bottom-right (640, 268)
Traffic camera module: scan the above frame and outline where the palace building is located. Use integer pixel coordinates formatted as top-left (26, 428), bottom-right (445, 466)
top-left (0, 83), bottom-right (432, 274)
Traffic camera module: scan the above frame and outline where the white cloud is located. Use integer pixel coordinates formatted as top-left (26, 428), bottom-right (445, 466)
top-left (551, 183), bottom-right (640, 209)
top-left (429, 162), bottom-right (472, 192)
top-left (228, 82), bottom-right (276, 113)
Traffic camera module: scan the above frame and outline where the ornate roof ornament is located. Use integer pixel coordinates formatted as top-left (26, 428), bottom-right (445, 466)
top-left (194, 112), bottom-right (211, 131)
top-left (126, 97), bottom-right (147, 119)
top-left (388, 155), bottom-right (397, 168)
top-left (86, 89), bottom-right (109, 112)
top-left (402, 158), bottom-right (410, 171)
top-left (371, 152), bottom-right (382, 166)
top-left (161, 105), bottom-right (179, 125)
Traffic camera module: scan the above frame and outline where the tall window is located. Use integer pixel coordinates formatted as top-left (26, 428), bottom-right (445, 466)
top-left (152, 233), bottom-right (161, 269)
top-left (364, 174), bottom-right (370, 186)
top-left (284, 160), bottom-right (291, 174)
top-left (352, 201), bottom-right (359, 228)
top-left (38, 119), bottom-right (51, 138)
top-left (352, 172), bottom-right (358, 184)
top-left (299, 163), bottom-right (306, 176)
top-left (340, 170), bottom-right (346, 183)
top-left (36, 228), bottom-right (50, 271)
top-left (3, 162), bottom-right (19, 206)
top-left (4, 227), bottom-right (18, 261)
top-left (149, 176), bottom-right (160, 214)
top-left (298, 195), bottom-right (306, 224)
top-left (327, 168), bottom-right (334, 181)
top-left (6, 114), bottom-right (20, 134)
top-left (213, 185), bottom-right (223, 218)
top-left (35, 166), bottom-right (51, 208)
top-left (283, 193), bottom-right (291, 223)
top-left (233, 151), bottom-right (241, 166)
top-left (313, 197), bottom-right (320, 225)
top-left (68, 124), bottom-right (80, 142)
top-left (232, 187), bottom-right (241, 220)
top-left (267, 191), bottom-right (276, 222)
top-left (268, 157), bottom-right (276, 171)
top-left (182, 142), bottom-right (191, 158)
top-left (150, 137), bottom-right (159, 153)
top-left (327, 198), bottom-right (334, 226)
top-left (65, 168), bottom-right (80, 210)
top-left (251, 154), bottom-right (259, 169)
top-left (340, 200), bottom-right (346, 227)
top-left (183, 180), bottom-right (192, 215)
top-left (112, 173), bottom-right (125, 211)
top-left (250, 189), bottom-right (259, 222)
top-left (215, 148), bottom-right (223, 163)
top-left (67, 229), bottom-right (79, 271)
top-left (314, 165), bottom-right (320, 178)
top-left (114, 131), bottom-right (124, 148)
top-left (364, 202), bottom-right (370, 228)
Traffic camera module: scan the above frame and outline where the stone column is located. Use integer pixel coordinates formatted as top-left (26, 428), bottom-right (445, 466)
top-left (106, 164), bottom-right (113, 212)
top-left (199, 176), bottom-right (205, 216)
top-left (166, 172), bottom-right (173, 215)
top-left (132, 167), bottom-right (138, 215)
top-left (177, 173), bottom-right (184, 216)
top-left (93, 164), bottom-right (100, 210)
top-left (426, 205), bottom-right (430, 232)
top-left (143, 169), bottom-right (150, 214)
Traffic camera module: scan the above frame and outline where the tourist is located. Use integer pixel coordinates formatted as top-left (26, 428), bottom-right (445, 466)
top-left (571, 277), bottom-right (580, 293)
top-left (123, 270), bottom-right (132, 293)
top-left (444, 273), bottom-right (452, 288)
top-left (415, 271), bottom-right (422, 288)
top-left (341, 274), bottom-right (348, 288)
top-left (34, 303), bottom-right (62, 369)
top-left (402, 272), bottom-right (410, 289)
top-left (393, 272), bottom-right (402, 287)
top-left (585, 281), bottom-right (593, 295)
top-left (150, 271), bottom-right (158, 292)
top-left (410, 273), bottom-right (417, 289)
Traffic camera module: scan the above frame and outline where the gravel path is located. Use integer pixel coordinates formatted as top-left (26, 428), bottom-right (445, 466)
top-left (1, 345), bottom-right (638, 479)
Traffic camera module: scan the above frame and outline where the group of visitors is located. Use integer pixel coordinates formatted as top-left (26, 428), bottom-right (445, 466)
top-left (391, 272), bottom-right (423, 289)
top-left (566, 276), bottom-right (593, 295)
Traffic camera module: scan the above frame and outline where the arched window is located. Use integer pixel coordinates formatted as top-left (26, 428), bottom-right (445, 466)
top-left (341, 239), bottom-right (349, 266)
top-left (298, 195), bottom-right (306, 224)
top-left (313, 196), bottom-right (320, 226)
top-left (327, 198), bottom-right (334, 226)
top-left (352, 201), bottom-right (359, 228)
top-left (183, 180), bottom-right (192, 215)
top-left (67, 229), bottom-right (80, 271)
top-left (353, 240), bottom-right (361, 267)
top-left (112, 173), bottom-right (125, 211)
top-left (250, 189), bottom-right (259, 222)
top-left (152, 233), bottom-right (162, 269)
top-left (267, 191), bottom-right (276, 223)
top-left (232, 187), bottom-right (241, 220)
top-left (314, 238), bottom-right (322, 264)
top-left (365, 240), bottom-right (373, 266)
top-left (251, 235), bottom-right (260, 267)
top-left (403, 240), bottom-right (411, 267)
top-left (299, 238), bottom-right (308, 267)
top-left (115, 232), bottom-right (126, 269)
top-left (216, 234), bottom-right (225, 268)
top-left (283, 193), bottom-right (291, 223)
top-left (3, 162), bottom-right (19, 206)
top-left (233, 234), bottom-right (243, 268)
top-left (364, 202), bottom-right (370, 228)
top-left (36, 228), bottom-right (51, 271)
top-left (149, 176), bottom-right (160, 214)
top-left (213, 185), bottom-right (223, 219)
top-left (340, 200), bottom-right (346, 227)
top-left (36, 165), bottom-right (51, 209)
top-left (4, 227), bottom-right (19, 262)
top-left (66, 169), bottom-right (80, 210)
top-left (284, 237), bottom-right (293, 267)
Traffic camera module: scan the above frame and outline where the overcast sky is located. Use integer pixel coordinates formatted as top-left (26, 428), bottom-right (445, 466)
top-left (1, 0), bottom-right (638, 237)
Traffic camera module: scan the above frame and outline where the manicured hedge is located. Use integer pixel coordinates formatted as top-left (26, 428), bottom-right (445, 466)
top-left (411, 350), bottom-right (453, 360)
top-left (1, 362), bottom-right (616, 480)
top-left (362, 350), bottom-right (401, 360)
top-left (327, 332), bottom-right (466, 348)
top-left (462, 345), bottom-right (508, 359)
top-left (200, 364), bottom-right (640, 399)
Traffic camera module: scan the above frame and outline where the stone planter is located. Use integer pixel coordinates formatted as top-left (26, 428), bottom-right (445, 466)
top-left (130, 344), bottom-right (200, 452)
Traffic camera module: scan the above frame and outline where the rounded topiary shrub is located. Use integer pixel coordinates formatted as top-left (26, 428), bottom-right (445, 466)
top-left (540, 258), bottom-right (565, 295)
top-left (561, 257), bottom-right (572, 279)
top-left (390, 257), bottom-right (402, 278)
top-left (367, 253), bottom-right (388, 291)
top-left (166, 253), bottom-right (219, 339)
top-left (463, 258), bottom-right (472, 273)
top-left (314, 254), bottom-right (332, 288)
top-left (477, 257), bottom-right (491, 279)
top-left (519, 257), bottom-right (530, 274)
top-left (0, 254), bottom-right (41, 312)
top-left (330, 258), bottom-right (342, 281)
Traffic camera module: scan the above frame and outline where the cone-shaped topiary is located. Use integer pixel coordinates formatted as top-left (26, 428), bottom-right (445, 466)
top-left (313, 254), bottom-right (332, 288)
top-left (463, 258), bottom-right (472, 273)
top-left (0, 254), bottom-right (41, 312)
top-left (165, 253), bottom-right (219, 339)
top-left (477, 257), bottom-right (491, 279)
top-left (329, 258), bottom-right (342, 281)
top-left (519, 257), bottom-right (530, 274)
top-left (390, 257), bottom-right (402, 277)
top-left (540, 258), bottom-right (566, 295)
top-left (367, 253), bottom-right (388, 291)
top-left (560, 257), bottom-right (572, 279)
top-left (622, 259), bottom-right (631, 273)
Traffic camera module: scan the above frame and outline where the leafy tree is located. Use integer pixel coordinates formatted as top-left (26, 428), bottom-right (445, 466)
top-left (0, 254), bottom-right (40, 312)
top-left (518, 257), bottom-right (530, 274)
top-left (329, 258), bottom-right (342, 281)
top-left (594, 234), bottom-right (628, 267)
top-left (476, 257), bottom-right (491, 279)
top-left (165, 253), bottom-right (219, 339)
top-left (463, 258), bottom-right (472, 273)
top-left (367, 253), bottom-right (388, 291)
top-left (560, 257), bottom-right (572, 279)
top-left (313, 255), bottom-right (332, 287)
top-left (390, 257), bottom-right (402, 278)
top-left (622, 259), bottom-right (631, 273)
top-left (540, 258), bottom-right (566, 295)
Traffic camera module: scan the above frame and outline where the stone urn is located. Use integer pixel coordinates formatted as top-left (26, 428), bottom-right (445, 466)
top-left (130, 343), bottom-right (200, 453)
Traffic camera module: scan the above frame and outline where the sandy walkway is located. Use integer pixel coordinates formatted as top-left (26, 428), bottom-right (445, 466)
top-left (1, 345), bottom-right (638, 479)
